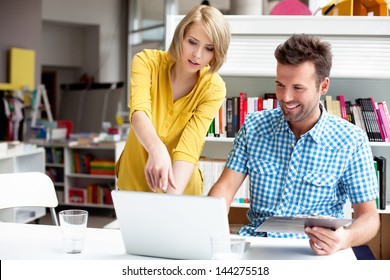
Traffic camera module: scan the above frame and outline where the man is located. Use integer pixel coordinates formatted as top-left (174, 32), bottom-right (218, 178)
top-left (208, 33), bottom-right (379, 255)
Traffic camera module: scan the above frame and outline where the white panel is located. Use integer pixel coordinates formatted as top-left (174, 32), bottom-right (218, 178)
top-left (166, 16), bottom-right (390, 79)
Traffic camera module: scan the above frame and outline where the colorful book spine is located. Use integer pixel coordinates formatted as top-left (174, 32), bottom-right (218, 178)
top-left (336, 95), bottom-right (348, 121)
top-left (239, 92), bottom-right (247, 128)
top-left (377, 102), bottom-right (390, 142)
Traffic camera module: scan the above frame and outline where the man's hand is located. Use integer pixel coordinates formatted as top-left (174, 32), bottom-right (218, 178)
top-left (304, 226), bottom-right (349, 255)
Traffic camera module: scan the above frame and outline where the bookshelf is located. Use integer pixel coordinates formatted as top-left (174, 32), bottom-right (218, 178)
top-left (63, 141), bottom-right (125, 208)
top-left (33, 141), bottom-right (125, 209)
top-left (38, 142), bottom-right (67, 204)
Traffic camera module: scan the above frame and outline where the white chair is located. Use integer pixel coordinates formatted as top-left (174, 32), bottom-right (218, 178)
top-left (0, 172), bottom-right (59, 226)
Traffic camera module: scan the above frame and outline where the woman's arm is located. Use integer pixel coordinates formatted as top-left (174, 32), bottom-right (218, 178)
top-left (131, 110), bottom-right (177, 192)
top-left (166, 161), bottom-right (195, 194)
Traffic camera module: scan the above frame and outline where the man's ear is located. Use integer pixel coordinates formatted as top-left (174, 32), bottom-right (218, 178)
top-left (320, 77), bottom-right (330, 95)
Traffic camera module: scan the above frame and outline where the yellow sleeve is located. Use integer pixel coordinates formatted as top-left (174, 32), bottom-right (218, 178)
top-left (129, 51), bottom-right (154, 122)
top-left (173, 77), bottom-right (226, 164)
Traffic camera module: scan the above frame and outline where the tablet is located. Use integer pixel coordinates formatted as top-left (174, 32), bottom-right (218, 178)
top-left (255, 215), bottom-right (353, 234)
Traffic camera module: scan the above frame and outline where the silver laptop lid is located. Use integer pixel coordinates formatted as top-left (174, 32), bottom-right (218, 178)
top-left (111, 190), bottom-right (230, 260)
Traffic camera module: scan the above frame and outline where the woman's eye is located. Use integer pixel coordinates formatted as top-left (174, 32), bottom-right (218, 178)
top-left (206, 47), bottom-right (214, 52)
top-left (188, 39), bottom-right (197, 45)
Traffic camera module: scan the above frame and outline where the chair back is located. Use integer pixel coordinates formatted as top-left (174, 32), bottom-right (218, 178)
top-left (0, 172), bottom-right (59, 225)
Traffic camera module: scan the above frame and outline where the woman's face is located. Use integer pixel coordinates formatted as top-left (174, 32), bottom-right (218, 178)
top-left (179, 21), bottom-right (214, 73)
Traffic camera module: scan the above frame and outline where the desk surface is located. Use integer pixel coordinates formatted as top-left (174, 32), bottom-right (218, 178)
top-left (0, 222), bottom-right (356, 260)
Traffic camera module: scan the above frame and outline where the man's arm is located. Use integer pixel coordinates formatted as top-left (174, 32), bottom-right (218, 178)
top-left (345, 200), bottom-right (380, 245)
top-left (305, 199), bottom-right (380, 255)
top-left (208, 168), bottom-right (246, 212)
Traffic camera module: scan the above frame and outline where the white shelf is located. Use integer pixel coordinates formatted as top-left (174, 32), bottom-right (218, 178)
top-left (231, 202), bottom-right (250, 208)
top-left (377, 204), bottom-right (390, 214)
top-left (0, 146), bottom-right (46, 223)
top-left (205, 136), bottom-right (234, 143)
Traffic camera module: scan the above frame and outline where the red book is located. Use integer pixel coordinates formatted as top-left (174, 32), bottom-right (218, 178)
top-left (257, 98), bottom-right (263, 111)
top-left (239, 92), bottom-right (248, 128)
top-left (336, 95), bottom-right (348, 121)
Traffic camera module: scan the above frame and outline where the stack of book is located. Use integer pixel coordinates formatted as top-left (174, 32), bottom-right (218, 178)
top-left (207, 92), bottom-right (278, 138)
top-left (198, 157), bottom-right (250, 205)
top-left (68, 183), bottom-right (114, 205)
top-left (89, 160), bottom-right (115, 176)
top-left (324, 95), bottom-right (390, 143)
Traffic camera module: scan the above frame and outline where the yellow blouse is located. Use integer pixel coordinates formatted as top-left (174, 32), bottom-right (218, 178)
top-left (116, 49), bottom-right (226, 195)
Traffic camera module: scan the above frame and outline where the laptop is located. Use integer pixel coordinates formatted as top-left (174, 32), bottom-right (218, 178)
top-left (111, 190), bottom-right (231, 260)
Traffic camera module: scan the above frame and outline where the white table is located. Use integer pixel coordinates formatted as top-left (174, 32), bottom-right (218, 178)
top-left (0, 222), bottom-right (356, 260)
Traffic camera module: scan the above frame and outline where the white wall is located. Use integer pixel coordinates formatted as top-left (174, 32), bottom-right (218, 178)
top-left (41, 0), bottom-right (126, 83)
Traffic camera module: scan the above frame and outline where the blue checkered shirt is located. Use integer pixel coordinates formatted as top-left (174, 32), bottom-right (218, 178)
top-left (226, 106), bottom-right (378, 238)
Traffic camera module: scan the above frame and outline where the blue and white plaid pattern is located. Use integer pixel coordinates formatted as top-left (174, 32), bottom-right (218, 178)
top-left (226, 107), bottom-right (378, 238)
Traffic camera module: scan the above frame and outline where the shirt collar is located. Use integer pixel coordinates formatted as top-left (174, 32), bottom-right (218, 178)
top-left (273, 103), bottom-right (328, 144)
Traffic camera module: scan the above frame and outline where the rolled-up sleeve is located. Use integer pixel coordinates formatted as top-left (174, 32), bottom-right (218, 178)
top-left (129, 52), bottom-right (153, 122)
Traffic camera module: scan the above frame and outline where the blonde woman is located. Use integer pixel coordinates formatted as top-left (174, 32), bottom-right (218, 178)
top-left (116, 5), bottom-right (231, 195)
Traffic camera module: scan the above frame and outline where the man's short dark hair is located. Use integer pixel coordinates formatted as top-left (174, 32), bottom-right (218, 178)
top-left (274, 33), bottom-right (332, 87)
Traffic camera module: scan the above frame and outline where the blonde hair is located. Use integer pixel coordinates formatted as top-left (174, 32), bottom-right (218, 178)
top-left (168, 5), bottom-right (231, 73)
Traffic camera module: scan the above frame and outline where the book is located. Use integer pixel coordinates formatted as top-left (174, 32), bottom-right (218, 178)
top-left (351, 104), bottom-right (367, 133)
top-left (373, 160), bottom-right (379, 209)
top-left (325, 95), bottom-right (333, 115)
top-left (226, 97), bottom-right (234, 138)
top-left (355, 98), bottom-right (381, 142)
top-left (376, 103), bottom-right (390, 142)
top-left (213, 106), bottom-right (220, 137)
top-left (370, 97), bottom-right (386, 142)
top-left (239, 92), bottom-right (248, 128)
top-left (332, 100), bottom-right (342, 118)
top-left (233, 96), bottom-right (240, 136)
top-left (257, 97), bottom-right (263, 111)
top-left (345, 101), bottom-right (355, 124)
top-left (68, 188), bottom-right (86, 204)
top-left (336, 95), bottom-right (348, 120)
top-left (374, 156), bottom-right (387, 210)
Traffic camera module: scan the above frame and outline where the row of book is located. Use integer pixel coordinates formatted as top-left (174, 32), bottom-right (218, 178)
top-left (324, 95), bottom-right (390, 142)
top-left (45, 146), bottom-right (64, 164)
top-left (207, 92), bottom-right (278, 138)
top-left (199, 157), bottom-right (250, 204)
top-left (68, 183), bottom-right (114, 205)
top-left (46, 166), bottom-right (64, 183)
top-left (374, 156), bottom-right (387, 210)
top-left (208, 92), bottom-right (390, 144)
top-left (72, 151), bottom-right (115, 175)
